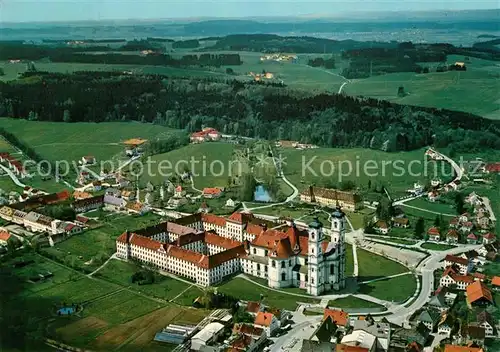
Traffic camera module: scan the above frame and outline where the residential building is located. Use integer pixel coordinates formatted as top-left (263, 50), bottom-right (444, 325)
top-left (440, 267), bottom-right (474, 290)
top-left (427, 227), bottom-right (441, 242)
top-left (335, 343), bottom-right (369, 352)
top-left (0, 230), bottom-right (11, 245)
top-left (444, 255), bottom-right (472, 275)
top-left (443, 345), bottom-right (484, 352)
top-left (225, 198), bottom-right (239, 208)
top-left (203, 187), bottom-right (224, 199)
top-left (446, 230), bottom-right (459, 244)
top-left (417, 308), bottom-right (440, 331)
top-left (103, 194), bottom-right (126, 212)
top-left (300, 186), bottom-right (362, 211)
top-left (428, 292), bottom-right (448, 312)
top-left (392, 217), bottom-right (409, 228)
top-left (491, 276), bottom-right (500, 291)
top-left (254, 312), bottom-right (280, 336)
top-left (459, 324), bottom-right (486, 346)
top-left (72, 195), bottom-right (104, 213)
top-left (374, 220), bottom-right (390, 235)
top-left (467, 233), bottom-right (479, 244)
top-left (190, 128), bottom-right (221, 143)
top-left (437, 313), bottom-right (454, 337)
top-left (482, 232), bottom-right (496, 244)
top-left (475, 310), bottom-right (496, 337)
top-left (190, 322), bottom-right (225, 351)
top-left (341, 318), bottom-right (390, 351)
top-left (323, 308), bottom-right (349, 330)
top-left (231, 324), bottom-right (267, 352)
top-left (116, 208), bottom-right (347, 295)
top-left (174, 185), bottom-right (185, 198)
top-left (466, 281), bottom-right (493, 307)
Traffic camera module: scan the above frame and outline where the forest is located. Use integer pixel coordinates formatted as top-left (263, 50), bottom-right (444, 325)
top-left (1, 71), bottom-right (499, 153)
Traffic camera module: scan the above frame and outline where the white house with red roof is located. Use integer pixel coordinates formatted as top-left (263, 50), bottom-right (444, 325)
top-left (427, 227), bottom-right (441, 242)
top-left (0, 230), bottom-right (11, 245)
top-left (483, 232), bottom-right (496, 245)
top-left (444, 255), bottom-right (473, 275)
top-left (190, 128), bottom-right (221, 143)
top-left (202, 187), bottom-right (224, 199)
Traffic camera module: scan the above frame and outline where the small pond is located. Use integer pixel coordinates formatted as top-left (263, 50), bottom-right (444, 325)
top-left (254, 185), bottom-right (272, 202)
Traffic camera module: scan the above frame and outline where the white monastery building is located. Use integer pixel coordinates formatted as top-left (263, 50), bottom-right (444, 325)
top-left (116, 207), bottom-right (347, 295)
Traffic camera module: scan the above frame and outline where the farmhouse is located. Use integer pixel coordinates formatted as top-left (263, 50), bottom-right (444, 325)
top-left (300, 186), bottom-right (362, 211)
top-left (203, 187), bottom-right (224, 199)
top-left (427, 227), bottom-right (441, 242)
top-left (116, 207), bottom-right (347, 295)
top-left (190, 128), bottom-right (221, 143)
top-left (466, 281), bottom-right (494, 307)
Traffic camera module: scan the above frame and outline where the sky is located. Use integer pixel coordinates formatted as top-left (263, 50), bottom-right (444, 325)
top-left (1, 0), bottom-right (498, 23)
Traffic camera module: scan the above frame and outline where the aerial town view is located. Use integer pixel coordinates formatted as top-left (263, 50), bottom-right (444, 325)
top-left (0, 1), bottom-right (499, 352)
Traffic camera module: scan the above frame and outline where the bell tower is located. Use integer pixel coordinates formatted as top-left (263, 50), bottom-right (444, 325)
top-left (331, 203), bottom-right (347, 289)
top-left (307, 217), bottom-right (324, 296)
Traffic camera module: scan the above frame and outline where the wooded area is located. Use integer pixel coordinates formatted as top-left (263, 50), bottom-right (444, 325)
top-left (1, 71), bottom-right (499, 153)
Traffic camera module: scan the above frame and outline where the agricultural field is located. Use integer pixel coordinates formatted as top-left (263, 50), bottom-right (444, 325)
top-left (280, 147), bottom-right (445, 199)
top-left (3, 253), bottom-right (204, 350)
top-left (356, 247), bottom-right (409, 281)
top-left (96, 259), bottom-right (202, 304)
top-left (42, 212), bottom-right (163, 273)
top-left (0, 118), bottom-right (186, 169)
top-left (141, 142), bottom-right (239, 189)
top-left (404, 198), bottom-right (458, 216)
top-left (343, 56), bottom-right (500, 119)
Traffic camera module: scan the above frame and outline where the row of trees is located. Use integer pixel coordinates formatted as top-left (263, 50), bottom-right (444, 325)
top-left (1, 72), bottom-right (500, 153)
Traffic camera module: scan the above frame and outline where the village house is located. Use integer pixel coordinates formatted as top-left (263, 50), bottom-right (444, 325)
top-left (427, 191), bottom-right (440, 202)
top-left (392, 217), bottom-right (409, 228)
top-left (446, 230), bottom-right (459, 244)
top-left (491, 276), bottom-right (500, 291)
top-left (467, 233), bottom-right (479, 244)
top-left (254, 312), bottom-right (280, 336)
top-left (231, 324), bottom-right (267, 352)
top-left (121, 190), bottom-right (135, 201)
top-left (125, 201), bottom-right (149, 215)
top-left (466, 281), bottom-right (494, 308)
top-left (459, 324), bottom-right (486, 346)
top-left (474, 310), bottom-right (496, 337)
top-left (428, 291), bottom-right (448, 312)
top-left (174, 185), bottom-right (185, 198)
top-left (374, 220), bottom-right (390, 235)
top-left (443, 345), bottom-right (484, 352)
top-left (202, 187), bottom-right (224, 199)
top-left (246, 301), bottom-right (264, 315)
top-left (444, 255), bottom-right (472, 275)
top-left (0, 230), bottom-right (11, 246)
top-left (191, 322), bottom-right (225, 351)
top-left (73, 191), bottom-right (93, 200)
top-left (225, 198), bottom-right (239, 208)
top-left (72, 195), bottom-right (104, 213)
top-left (75, 215), bottom-right (90, 227)
top-left (482, 232), bottom-right (496, 244)
top-left (341, 317), bottom-right (390, 351)
top-left (440, 267), bottom-right (474, 290)
top-left (104, 194), bottom-right (126, 212)
top-left (417, 308), bottom-right (441, 331)
top-left (81, 155), bottom-right (96, 165)
top-left (300, 186), bottom-right (362, 211)
top-left (427, 227), bottom-right (441, 242)
top-left (437, 313), bottom-right (454, 337)
top-left (77, 171), bottom-right (91, 185)
top-left (323, 308), bottom-right (349, 331)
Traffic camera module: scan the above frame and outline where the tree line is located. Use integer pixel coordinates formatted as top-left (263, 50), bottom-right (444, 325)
top-left (1, 72), bottom-right (499, 153)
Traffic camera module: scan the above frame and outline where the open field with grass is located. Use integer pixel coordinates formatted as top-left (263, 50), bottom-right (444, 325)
top-left (328, 295), bottom-right (385, 309)
top-left (0, 118), bottom-right (185, 168)
top-left (356, 248), bottom-right (409, 280)
top-left (404, 198), bottom-right (458, 215)
top-left (280, 147), bottom-right (453, 199)
top-left (343, 58), bottom-right (500, 118)
top-left (358, 273), bottom-right (417, 303)
top-left (0, 175), bottom-right (23, 193)
top-left (420, 242), bottom-right (456, 251)
top-left (217, 277), bottom-right (320, 310)
top-left (42, 212), bottom-right (163, 273)
top-left (96, 259), bottom-right (202, 304)
top-left (141, 142), bottom-right (239, 189)
top-left (5, 253), bottom-right (207, 350)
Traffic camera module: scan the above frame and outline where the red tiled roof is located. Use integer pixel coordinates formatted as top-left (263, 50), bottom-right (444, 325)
top-left (228, 211), bottom-right (254, 224)
top-left (203, 187), bottom-right (223, 195)
top-left (204, 232), bottom-right (242, 249)
top-left (492, 276), bottom-right (500, 287)
top-left (483, 232), bottom-right (496, 240)
top-left (467, 233), bottom-right (478, 240)
top-left (466, 281), bottom-right (493, 304)
top-left (472, 272), bottom-right (486, 280)
top-left (202, 213), bottom-right (227, 227)
top-left (246, 301), bottom-right (261, 314)
top-left (485, 163), bottom-right (500, 173)
top-left (233, 323), bottom-right (264, 337)
top-left (444, 344), bottom-right (484, 352)
top-left (254, 312), bottom-right (275, 327)
top-left (445, 255), bottom-right (469, 266)
top-left (252, 229), bottom-right (288, 249)
top-left (447, 230), bottom-right (459, 238)
top-left (0, 231), bottom-right (11, 242)
top-left (336, 344), bottom-right (370, 352)
top-left (324, 308), bottom-right (349, 326)
top-left (246, 223), bottom-right (265, 236)
top-left (76, 216), bottom-right (89, 223)
top-left (428, 227), bottom-right (440, 235)
top-left (64, 223), bottom-right (75, 231)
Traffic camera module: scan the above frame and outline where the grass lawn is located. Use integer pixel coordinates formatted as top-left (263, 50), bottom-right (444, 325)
top-left (483, 261), bottom-right (500, 277)
top-left (404, 198), bottom-right (457, 215)
top-left (420, 242), bottom-right (456, 251)
top-left (96, 259), bottom-right (200, 304)
top-left (0, 175), bottom-right (23, 193)
top-left (345, 243), bottom-right (354, 277)
top-left (0, 118), bottom-right (185, 168)
top-left (141, 142), bottom-right (239, 189)
top-left (216, 277), bottom-right (320, 310)
top-left (42, 213), bottom-right (163, 273)
top-left (358, 273), bottom-right (417, 303)
top-left (356, 248), bottom-right (409, 280)
top-left (280, 147), bottom-right (451, 199)
top-left (328, 295), bottom-right (385, 310)
top-left (347, 211), bottom-right (371, 230)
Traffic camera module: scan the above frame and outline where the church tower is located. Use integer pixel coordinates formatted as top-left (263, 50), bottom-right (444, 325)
top-left (331, 204), bottom-right (347, 289)
top-left (307, 217), bottom-right (324, 296)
